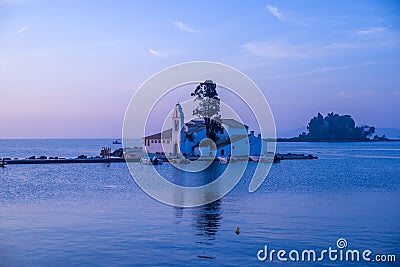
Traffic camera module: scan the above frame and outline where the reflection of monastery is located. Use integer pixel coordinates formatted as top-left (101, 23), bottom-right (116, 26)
top-left (143, 103), bottom-right (263, 157)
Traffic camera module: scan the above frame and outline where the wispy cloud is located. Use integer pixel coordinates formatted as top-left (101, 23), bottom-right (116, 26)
top-left (311, 62), bottom-right (376, 73)
top-left (243, 41), bottom-right (308, 58)
top-left (326, 42), bottom-right (357, 49)
top-left (325, 38), bottom-right (398, 50)
top-left (148, 48), bottom-right (161, 56)
top-left (244, 35), bottom-right (398, 60)
top-left (266, 62), bottom-right (377, 79)
top-left (175, 21), bottom-right (196, 33)
top-left (356, 26), bottom-right (386, 35)
top-left (148, 47), bottom-right (185, 58)
top-left (17, 26), bottom-right (27, 34)
top-left (266, 5), bottom-right (284, 21)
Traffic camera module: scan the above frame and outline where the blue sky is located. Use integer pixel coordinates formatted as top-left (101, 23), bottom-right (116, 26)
top-left (0, 0), bottom-right (399, 138)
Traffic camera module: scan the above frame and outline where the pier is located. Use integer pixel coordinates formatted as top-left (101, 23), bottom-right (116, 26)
top-left (1, 157), bottom-right (139, 165)
top-left (0, 153), bottom-right (316, 165)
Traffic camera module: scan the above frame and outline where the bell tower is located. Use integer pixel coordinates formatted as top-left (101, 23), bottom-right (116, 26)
top-left (172, 103), bottom-right (184, 156)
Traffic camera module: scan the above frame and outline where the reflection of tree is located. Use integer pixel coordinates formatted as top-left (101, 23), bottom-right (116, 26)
top-left (194, 200), bottom-right (222, 246)
top-left (193, 163), bottom-right (223, 256)
top-left (174, 207), bottom-right (184, 225)
top-left (191, 80), bottom-right (222, 142)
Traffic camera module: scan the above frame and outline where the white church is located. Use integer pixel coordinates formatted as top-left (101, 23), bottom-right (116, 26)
top-left (143, 103), bottom-right (264, 158)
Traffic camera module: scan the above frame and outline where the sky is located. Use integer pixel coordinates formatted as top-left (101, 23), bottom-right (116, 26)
top-left (0, 0), bottom-right (399, 138)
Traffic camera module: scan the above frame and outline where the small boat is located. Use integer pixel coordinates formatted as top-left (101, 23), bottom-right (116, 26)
top-left (112, 139), bottom-right (122, 144)
top-left (249, 156), bottom-right (260, 162)
top-left (218, 156), bottom-right (229, 164)
top-left (0, 158), bottom-right (6, 168)
top-left (140, 155), bottom-right (163, 165)
top-left (140, 156), bottom-right (152, 165)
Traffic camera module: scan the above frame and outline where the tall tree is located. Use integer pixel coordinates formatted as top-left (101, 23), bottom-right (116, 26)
top-left (307, 112), bottom-right (324, 139)
top-left (191, 80), bottom-right (221, 141)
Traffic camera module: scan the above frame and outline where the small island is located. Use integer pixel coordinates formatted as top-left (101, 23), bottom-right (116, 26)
top-left (278, 112), bottom-right (391, 142)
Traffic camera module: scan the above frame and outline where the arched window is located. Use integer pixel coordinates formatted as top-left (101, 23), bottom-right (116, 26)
top-left (174, 120), bottom-right (179, 131)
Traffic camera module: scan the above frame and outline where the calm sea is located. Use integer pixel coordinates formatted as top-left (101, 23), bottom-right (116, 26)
top-left (0, 140), bottom-right (399, 266)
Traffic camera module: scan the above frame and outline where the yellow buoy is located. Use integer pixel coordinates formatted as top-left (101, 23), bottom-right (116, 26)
top-left (235, 227), bottom-right (240, 235)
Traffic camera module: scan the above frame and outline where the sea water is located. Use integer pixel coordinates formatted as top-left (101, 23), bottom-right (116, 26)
top-left (0, 140), bottom-right (399, 266)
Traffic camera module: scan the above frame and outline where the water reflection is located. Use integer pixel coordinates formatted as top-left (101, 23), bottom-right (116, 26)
top-left (169, 162), bottom-right (224, 259)
top-left (173, 207), bottom-right (184, 224)
top-left (193, 163), bottom-right (223, 259)
top-left (193, 200), bottom-right (222, 260)
top-left (194, 200), bottom-right (221, 245)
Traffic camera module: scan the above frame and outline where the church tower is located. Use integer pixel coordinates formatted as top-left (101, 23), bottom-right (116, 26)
top-left (172, 103), bottom-right (184, 156)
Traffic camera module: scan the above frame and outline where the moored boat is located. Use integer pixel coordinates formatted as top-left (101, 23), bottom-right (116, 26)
top-left (249, 156), bottom-right (260, 162)
top-left (140, 155), bottom-right (163, 165)
top-left (0, 158), bottom-right (6, 168)
top-left (218, 156), bottom-right (229, 164)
